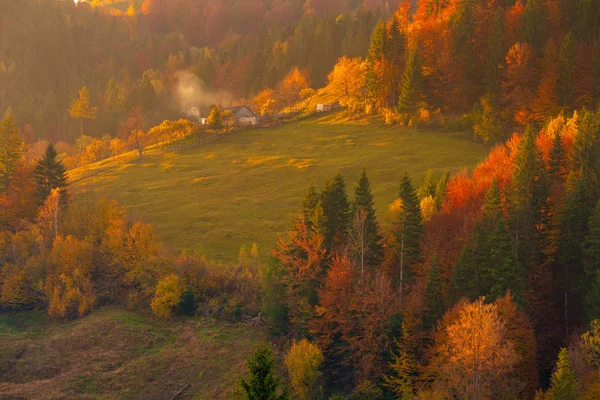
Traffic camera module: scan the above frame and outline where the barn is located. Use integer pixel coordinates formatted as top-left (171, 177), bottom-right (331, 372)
top-left (225, 105), bottom-right (260, 126)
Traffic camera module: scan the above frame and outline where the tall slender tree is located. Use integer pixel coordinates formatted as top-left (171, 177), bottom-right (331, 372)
top-left (33, 144), bottom-right (69, 208)
top-left (321, 173), bottom-right (350, 250)
top-left (0, 109), bottom-right (22, 192)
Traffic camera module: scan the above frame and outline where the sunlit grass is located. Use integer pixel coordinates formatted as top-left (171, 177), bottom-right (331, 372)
top-left (69, 112), bottom-right (488, 262)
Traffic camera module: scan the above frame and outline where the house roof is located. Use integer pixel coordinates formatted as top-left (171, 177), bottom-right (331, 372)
top-left (224, 105), bottom-right (259, 117)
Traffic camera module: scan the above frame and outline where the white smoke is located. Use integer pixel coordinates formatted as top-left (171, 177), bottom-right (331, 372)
top-left (174, 71), bottom-right (232, 121)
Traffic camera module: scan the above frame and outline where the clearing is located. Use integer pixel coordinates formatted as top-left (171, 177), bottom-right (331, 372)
top-left (0, 307), bottom-right (266, 399)
top-left (69, 112), bottom-right (488, 262)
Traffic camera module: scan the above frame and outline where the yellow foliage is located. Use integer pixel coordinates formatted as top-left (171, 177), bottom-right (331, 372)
top-left (151, 273), bottom-right (184, 318)
top-left (420, 196), bottom-right (437, 222)
top-left (284, 338), bottom-right (324, 400)
top-left (45, 271), bottom-right (96, 319)
top-left (0, 264), bottom-right (29, 308)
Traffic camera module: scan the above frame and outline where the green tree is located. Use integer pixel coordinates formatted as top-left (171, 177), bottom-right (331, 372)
top-left (351, 167), bottom-right (383, 271)
top-left (549, 131), bottom-right (566, 181)
top-left (522, 0), bottom-right (548, 54)
top-left (260, 257), bottom-right (288, 336)
top-left (0, 109), bottom-right (22, 192)
top-left (33, 144), bottom-right (69, 208)
top-left (584, 201), bottom-right (600, 322)
top-left (557, 32), bottom-right (576, 108)
top-left (240, 345), bottom-right (288, 400)
top-left (397, 45), bottom-right (422, 114)
top-left (546, 348), bottom-right (577, 400)
top-left (365, 21), bottom-right (390, 106)
top-left (207, 106), bottom-right (224, 131)
top-left (389, 174), bottom-right (423, 296)
top-left (68, 86), bottom-right (97, 146)
top-left (434, 170), bottom-right (450, 210)
top-left (321, 173), bottom-right (350, 250)
top-left (302, 184), bottom-right (320, 232)
top-left (178, 287), bottom-right (196, 316)
top-left (572, 109), bottom-right (600, 200)
top-left (424, 257), bottom-right (444, 329)
top-left (385, 322), bottom-right (416, 400)
top-left (284, 339), bottom-right (323, 400)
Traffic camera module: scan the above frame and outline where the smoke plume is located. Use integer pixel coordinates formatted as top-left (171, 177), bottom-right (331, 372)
top-left (174, 71), bottom-right (232, 121)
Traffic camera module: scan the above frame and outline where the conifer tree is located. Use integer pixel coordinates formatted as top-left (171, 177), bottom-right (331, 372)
top-left (365, 21), bottom-right (390, 106)
top-left (546, 348), bottom-right (577, 400)
top-left (34, 144), bottom-right (69, 208)
top-left (558, 173), bottom-right (590, 335)
top-left (418, 169), bottom-right (437, 200)
top-left (484, 7), bottom-right (505, 106)
top-left (390, 174), bottom-right (423, 295)
top-left (557, 32), bottom-right (576, 108)
top-left (385, 322), bottom-right (416, 400)
top-left (572, 109), bottom-right (600, 201)
top-left (240, 345), bottom-right (288, 400)
top-left (0, 109), bottom-right (22, 192)
top-left (549, 131), bottom-right (566, 181)
top-left (424, 257), bottom-right (444, 330)
top-left (302, 184), bottom-right (320, 231)
top-left (584, 200), bottom-right (600, 322)
top-left (434, 170), bottom-right (450, 210)
top-left (351, 167), bottom-right (383, 270)
top-left (321, 173), bottom-right (350, 250)
top-left (397, 45), bottom-right (422, 114)
top-left (522, 0), bottom-right (549, 54)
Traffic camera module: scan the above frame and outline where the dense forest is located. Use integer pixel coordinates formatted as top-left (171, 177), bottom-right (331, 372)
top-left (3, 0), bottom-right (600, 399)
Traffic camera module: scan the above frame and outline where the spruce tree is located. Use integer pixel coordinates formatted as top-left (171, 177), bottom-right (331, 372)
top-left (522, 0), bottom-right (548, 54)
top-left (546, 348), bottom-right (577, 400)
top-left (424, 257), bottom-right (444, 330)
top-left (351, 167), bottom-right (383, 270)
top-left (393, 174), bottom-right (423, 292)
top-left (548, 131), bottom-right (566, 181)
top-left (0, 110), bottom-right (23, 192)
top-left (302, 184), bottom-right (320, 231)
top-left (385, 322), bottom-right (416, 400)
top-left (434, 170), bottom-right (450, 210)
top-left (397, 45), bottom-right (422, 114)
top-left (365, 21), bottom-right (389, 105)
top-left (321, 173), bottom-right (350, 250)
top-left (572, 109), bottom-right (600, 201)
top-left (33, 144), bottom-right (69, 208)
top-left (484, 7), bottom-right (505, 106)
top-left (178, 287), bottom-right (196, 316)
top-left (584, 200), bottom-right (600, 322)
top-left (558, 173), bottom-right (591, 334)
top-left (557, 32), bottom-right (576, 108)
top-left (418, 169), bottom-right (437, 200)
top-left (240, 345), bottom-right (288, 400)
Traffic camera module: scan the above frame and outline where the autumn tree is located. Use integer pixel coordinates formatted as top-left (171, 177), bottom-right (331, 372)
top-left (122, 106), bottom-right (147, 158)
top-left (207, 105), bottom-right (224, 131)
top-left (277, 67), bottom-right (310, 111)
top-left (430, 298), bottom-right (518, 399)
top-left (385, 322), bottom-right (416, 399)
top-left (584, 200), bottom-right (600, 321)
top-left (300, 88), bottom-right (316, 112)
top-left (68, 86), bottom-right (97, 147)
top-left (327, 56), bottom-right (365, 110)
top-left (0, 110), bottom-right (23, 192)
top-left (543, 348), bottom-right (578, 400)
top-left (284, 339), bottom-right (324, 400)
top-left (252, 89), bottom-right (279, 116)
top-left (151, 273), bottom-right (184, 318)
top-left (240, 345), bottom-right (288, 400)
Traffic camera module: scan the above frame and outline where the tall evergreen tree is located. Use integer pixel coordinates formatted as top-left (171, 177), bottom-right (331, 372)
top-left (558, 173), bottom-right (590, 336)
top-left (557, 32), bottom-right (576, 109)
top-left (545, 348), bottom-right (577, 400)
top-left (351, 167), bottom-right (383, 270)
top-left (384, 322), bottom-right (416, 400)
top-left (302, 183), bottom-right (320, 231)
top-left (390, 174), bottom-right (423, 295)
top-left (424, 257), bottom-right (444, 330)
top-left (0, 109), bottom-right (23, 192)
top-left (33, 144), bottom-right (68, 207)
top-left (434, 170), bottom-right (450, 210)
top-left (397, 45), bottom-right (422, 114)
top-left (572, 109), bottom-right (600, 201)
top-left (240, 345), bottom-right (288, 400)
top-left (584, 200), bottom-right (600, 322)
top-left (365, 21), bottom-right (390, 106)
top-left (321, 173), bottom-right (350, 250)
top-left (522, 0), bottom-right (548, 54)
top-left (484, 7), bottom-right (506, 106)
top-left (450, 0), bottom-right (477, 106)
top-left (549, 131), bottom-right (566, 181)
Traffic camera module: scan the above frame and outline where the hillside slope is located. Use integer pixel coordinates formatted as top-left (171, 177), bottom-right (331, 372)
top-left (0, 307), bottom-right (266, 399)
top-left (69, 113), bottom-right (488, 262)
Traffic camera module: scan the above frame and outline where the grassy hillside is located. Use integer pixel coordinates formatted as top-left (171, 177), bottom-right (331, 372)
top-left (0, 307), bottom-right (266, 399)
top-left (69, 112), bottom-right (488, 262)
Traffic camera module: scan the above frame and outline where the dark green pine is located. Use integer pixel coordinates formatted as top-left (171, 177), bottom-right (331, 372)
top-left (321, 173), bottom-right (350, 250)
top-left (240, 346), bottom-right (288, 400)
top-left (351, 167), bottom-right (384, 269)
top-left (397, 173), bottom-right (423, 268)
top-left (424, 256), bottom-right (444, 330)
top-left (584, 200), bottom-right (600, 322)
top-left (33, 144), bottom-right (69, 208)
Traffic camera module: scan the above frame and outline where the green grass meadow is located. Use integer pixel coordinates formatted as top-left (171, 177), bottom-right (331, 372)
top-left (69, 113), bottom-right (488, 262)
